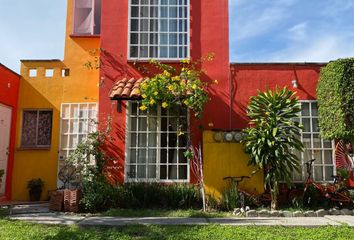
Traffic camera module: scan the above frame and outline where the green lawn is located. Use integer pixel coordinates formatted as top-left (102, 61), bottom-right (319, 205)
top-left (104, 208), bottom-right (232, 218)
top-left (0, 219), bottom-right (353, 240)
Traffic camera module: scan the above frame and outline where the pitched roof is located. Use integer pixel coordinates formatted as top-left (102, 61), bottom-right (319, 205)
top-left (110, 77), bottom-right (147, 100)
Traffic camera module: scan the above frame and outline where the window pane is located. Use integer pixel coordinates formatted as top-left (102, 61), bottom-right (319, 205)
top-left (131, 19), bottom-right (139, 31)
top-left (128, 165), bottom-right (136, 179)
top-left (148, 165), bottom-right (156, 178)
top-left (138, 133), bottom-right (147, 147)
top-left (169, 7), bottom-right (178, 17)
top-left (302, 118), bottom-right (311, 132)
top-left (160, 33), bottom-right (168, 44)
top-left (169, 20), bottom-right (178, 32)
top-left (168, 149), bottom-right (178, 163)
top-left (324, 150), bottom-right (333, 164)
top-left (150, 6), bottom-right (158, 17)
top-left (325, 166), bottom-right (334, 181)
top-left (130, 149), bottom-right (137, 163)
top-left (312, 118), bottom-right (319, 132)
top-left (21, 111), bottom-right (38, 147)
top-left (160, 47), bottom-right (168, 58)
top-left (160, 19), bottom-right (168, 32)
top-left (314, 166), bottom-right (323, 181)
top-left (130, 46), bottom-right (139, 58)
top-left (160, 149), bottom-right (167, 163)
top-left (138, 117), bottom-right (147, 131)
top-left (131, 6), bottom-right (139, 17)
top-left (138, 149), bottom-right (147, 163)
top-left (302, 103), bottom-right (310, 116)
top-left (160, 165), bottom-right (167, 179)
top-left (169, 165), bottom-right (178, 179)
top-left (137, 165), bottom-right (147, 178)
top-left (314, 150), bottom-right (322, 164)
top-left (140, 6), bottom-right (149, 17)
top-left (140, 33), bottom-right (149, 44)
top-left (148, 149), bottom-right (157, 163)
top-left (131, 33), bottom-right (139, 44)
top-left (179, 165), bottom-right (187, 179)
top-left (311, 102), bottom-right (318, 116)
top-left (169, 33), bottom-right (178, 44)
top-left (169, 47), bottom-right (178, 58)
top-left (313, 134), bottom-right (321, 148)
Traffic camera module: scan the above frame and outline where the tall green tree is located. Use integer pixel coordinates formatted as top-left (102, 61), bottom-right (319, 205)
top-left (242, 87), bottom-right (304, 210)
top-left (317, 58), bottom-right (354, 144)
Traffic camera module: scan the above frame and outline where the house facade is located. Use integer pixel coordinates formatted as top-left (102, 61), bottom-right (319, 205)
top-left (4, 0), bottom-right (336, 201)
top-left (0, 63), bottom-right (20, 201)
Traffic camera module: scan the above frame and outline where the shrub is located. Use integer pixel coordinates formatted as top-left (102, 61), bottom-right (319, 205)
top-left (242, 87), bottom-right (304, 210)
top-left (80, 182), bottom-right (202, 212)
top-left (317, 58), bottom-right (354, 141)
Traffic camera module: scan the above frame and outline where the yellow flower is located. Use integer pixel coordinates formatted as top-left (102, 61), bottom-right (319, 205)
top-left (192, 84), bottom-right (197, 90)
top-left (187, 70), bottom-right (191, 75)
top-left (149, 99), bottom-right (156, 105)
top-left (142, 94), bottom-right (147, 99)
top-left (183, 100), bottom-right (189, 105)
top-left (182, 68), bottom-right (186, 72)
top-left (154, 91), bottom-right (158, 96)
top-left (140, 105), bottom-right (148, 111)
top-left (163, 70), bottom-right (171, 77)
top-left (168, 85), bottom-right (174, 91)
top-left (162, 102), bottom-right (168, 108)
top-left (178, 130), bottom-right (185, 136)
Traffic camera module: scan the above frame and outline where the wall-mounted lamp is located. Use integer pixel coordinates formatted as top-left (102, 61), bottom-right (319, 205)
top-left (291, 79), bottom-right (298, 88)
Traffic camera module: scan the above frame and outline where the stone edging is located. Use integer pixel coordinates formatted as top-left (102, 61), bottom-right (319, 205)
top-left (240, 208), bottom-right (354, 217)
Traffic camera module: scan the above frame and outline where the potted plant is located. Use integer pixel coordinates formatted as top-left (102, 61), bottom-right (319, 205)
top-left (27, 178), bottom-right (44, 201)
top-left (0, 169), bottom-right (4, 189)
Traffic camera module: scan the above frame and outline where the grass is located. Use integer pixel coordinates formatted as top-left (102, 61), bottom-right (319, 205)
top-left (104, 208), bottom-right (232, 218)
top-left (0, 219), bottom-right (353, 240)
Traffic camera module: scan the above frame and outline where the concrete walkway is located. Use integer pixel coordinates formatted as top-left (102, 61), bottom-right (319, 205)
top-left (9, 213), bottom-right (354, 227)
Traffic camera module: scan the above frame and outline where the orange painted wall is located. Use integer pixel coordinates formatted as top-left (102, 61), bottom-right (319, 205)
top-left (12, 0), bottom-right (100, 201)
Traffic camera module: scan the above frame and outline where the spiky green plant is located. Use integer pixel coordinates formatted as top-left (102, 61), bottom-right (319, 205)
top-left (242, 87), bottom-right (304, 210)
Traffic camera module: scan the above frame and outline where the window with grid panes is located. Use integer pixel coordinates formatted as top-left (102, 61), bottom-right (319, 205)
top-left (59, 103), bottom-right (98, 161)
top-left (126, 102), bottom-right (189, 182)
top-left (293, 101), bottom-right (335, 182)
top-left (129, 0), bottom-right (189, 60)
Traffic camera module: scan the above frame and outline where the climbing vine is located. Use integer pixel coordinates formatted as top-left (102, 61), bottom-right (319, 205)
top-left (138, 54), bottom-right (216, 119)
top-left (317, 58), bottom-right (354, 141)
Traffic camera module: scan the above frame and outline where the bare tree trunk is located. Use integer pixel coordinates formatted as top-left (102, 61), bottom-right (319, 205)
top-left (270, 181), bottom-right (279, 210)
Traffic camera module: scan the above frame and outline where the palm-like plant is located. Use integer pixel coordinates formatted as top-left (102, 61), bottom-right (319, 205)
top-left (242, 87), bottom-right (304, 210)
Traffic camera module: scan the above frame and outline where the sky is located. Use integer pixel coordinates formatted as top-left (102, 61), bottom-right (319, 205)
top-left (1, 0), bottom-right (354, 73)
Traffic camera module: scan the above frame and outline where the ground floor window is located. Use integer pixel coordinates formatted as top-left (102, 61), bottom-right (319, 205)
top-left (59, 103), bottom-right (98, 160)
top-left (293, 101), bottom-right (335, 182)
top-left (21, 110), bottom-right (53, 148)
top-left (126, 101), bottom-right (190, 182)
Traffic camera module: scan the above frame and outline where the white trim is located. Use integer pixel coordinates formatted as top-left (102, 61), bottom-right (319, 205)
top-left (294, 100), bottom-right (336, 182)
top-left (127, 0), bottom-right (190, 60)
top-left (124, 101), bottom-right (190, 183)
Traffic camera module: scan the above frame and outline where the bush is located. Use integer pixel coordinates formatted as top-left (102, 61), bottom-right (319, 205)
top-left (80, 181), bottom-right (202, 212)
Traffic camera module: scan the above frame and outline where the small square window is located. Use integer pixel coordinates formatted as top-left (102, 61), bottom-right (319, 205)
top-left (45, 69), bottom-right (54, 77)
top-left (62, 69), bottom-right (70, 77)
top-left (29, 69), bottom-right (37, 77)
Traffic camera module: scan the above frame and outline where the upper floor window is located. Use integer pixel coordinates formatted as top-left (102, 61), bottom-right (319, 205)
top-left (129, 0), bottom-right (190, 60)
top-left (73, 0), bottom-right (101, 35)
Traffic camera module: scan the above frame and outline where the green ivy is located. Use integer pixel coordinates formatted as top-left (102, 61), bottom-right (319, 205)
top-left (317, 58), bottom-right (354, 140)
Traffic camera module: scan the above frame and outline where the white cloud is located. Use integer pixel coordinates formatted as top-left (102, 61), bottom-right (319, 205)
top-left (268, 33), bottom-right (354, 62)
top-left (287, 22), bottom-right (308, 41)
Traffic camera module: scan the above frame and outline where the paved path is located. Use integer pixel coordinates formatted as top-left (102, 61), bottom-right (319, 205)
top-left (9, 213), bottom-right (354, 227)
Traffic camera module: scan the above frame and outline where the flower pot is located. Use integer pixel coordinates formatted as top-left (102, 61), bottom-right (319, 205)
top-left (29, 190), bottom-right (42, 201)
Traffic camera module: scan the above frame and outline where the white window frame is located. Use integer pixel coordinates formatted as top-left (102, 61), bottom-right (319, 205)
top-left (58, 102), bottom-right (98, 160)
top-left (125, 101), bottom-right (190, 183)
top-left (294, 100), bottom-right (336, 182)
top-left (128, 0), bottom-right (190, 61)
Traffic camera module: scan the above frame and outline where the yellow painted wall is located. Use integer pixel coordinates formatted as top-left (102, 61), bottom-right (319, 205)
top-left (203, 131), bottom-right (264, 200)
top-left (12, 0), bottom-right (100, 201)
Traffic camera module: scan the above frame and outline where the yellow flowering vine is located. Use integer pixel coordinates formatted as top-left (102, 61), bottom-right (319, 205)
top-left (138, 53), bottom-right (216, 118)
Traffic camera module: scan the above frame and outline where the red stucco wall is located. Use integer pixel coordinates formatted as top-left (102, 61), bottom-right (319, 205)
top-left (230, 63), bottom-right (324, 129)
top-left (0, 63), bottom-right (20, 201)
top-left (98, 1), bottom-right (325, 184)
top-left (99, 0), bottom-right (230, 183)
